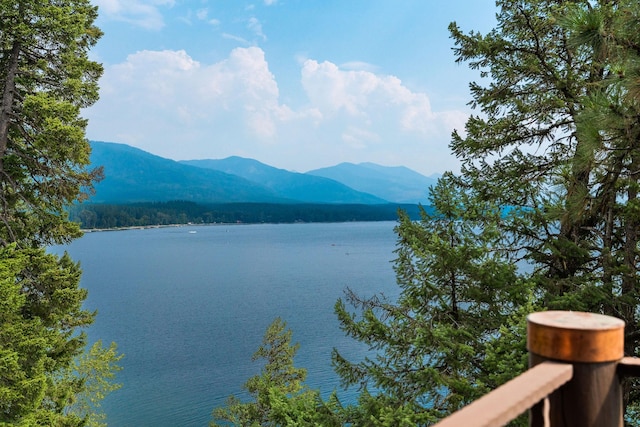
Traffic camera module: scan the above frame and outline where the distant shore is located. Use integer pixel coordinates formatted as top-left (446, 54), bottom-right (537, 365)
top-left (79, 219), bottom-right (395, 233)
top-left (82, 222), bottom-right (219, 233)
top-left (72, 201), bottom-right (424, 231)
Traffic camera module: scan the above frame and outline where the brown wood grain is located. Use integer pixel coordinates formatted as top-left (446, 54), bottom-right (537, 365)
top-left (432, 361), bottom-right (573, 427)
top-left (527, 311), bottom-right (625, 363)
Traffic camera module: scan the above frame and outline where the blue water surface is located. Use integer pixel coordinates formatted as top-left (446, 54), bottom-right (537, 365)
top-left (52, 221), bottom-right (400, 426)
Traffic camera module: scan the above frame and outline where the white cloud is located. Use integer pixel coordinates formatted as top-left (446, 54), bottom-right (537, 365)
top-left (186, 8), bottom-right (219, 25)
top-left (264, 0), bottom-right (278, 5)
top-left (247, 17), bottom-right (266, 41)
top-left (196, 8), bottom-right (208, 20)
top-left (300, 59), bottom-right (467, 138)
top-left (89, 48), bottom-right (290, 149)
top-left (94, 0), bottom-right (174, 30)
top-left (340, 61), bottom-right (379, 72)
top-left (85, 48), bottom-right (467, 174)
top-left (342, 126), bottom-right (381, 149)
top-left (222, 33), bottom-right (250, 45)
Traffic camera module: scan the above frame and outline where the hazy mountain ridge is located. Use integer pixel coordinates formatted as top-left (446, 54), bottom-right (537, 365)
top-left (89, 142), bottom-right (287, 204)
top-left (307, 162), bottom-right (439, 204)
top-left (89, 141), bottom-right (435, 205)
top-left (180, 157), bottom-right (387, 204)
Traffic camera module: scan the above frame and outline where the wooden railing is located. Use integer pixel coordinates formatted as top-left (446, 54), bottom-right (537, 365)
top-left (433, 311), bottom-right (640, 427)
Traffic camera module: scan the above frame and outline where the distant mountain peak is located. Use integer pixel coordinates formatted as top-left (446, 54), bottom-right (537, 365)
top-left (180, 157), bottom-right (387, 204)
top-left (306, 162), bottom-right (437, 204)
top-left (89, 141), bottom-right (436, 205)
top-left (89, 141), bottom-right (285, 204)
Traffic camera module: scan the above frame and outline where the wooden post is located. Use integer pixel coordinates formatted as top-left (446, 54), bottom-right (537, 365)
top-left (527, 311), bottom-right (625, 427)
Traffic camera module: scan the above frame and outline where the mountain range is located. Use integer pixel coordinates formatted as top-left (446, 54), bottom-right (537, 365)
top-left (88, 141), bottom-right (438, 205)
top-left (307, 163), bottom-right (438, 204)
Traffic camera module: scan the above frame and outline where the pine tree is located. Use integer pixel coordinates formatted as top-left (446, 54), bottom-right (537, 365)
top-left (211, 318), bottom-right (342, 426)
top-left (334, 0), bottom-right (640, 422)
top-left (448, 0), bottom-right (640, 325)
top-left (0, 245), bottom-right (121, 425)
top-left (559, 0), bottom-right (640, 411)
top-left (0, 1), bottom-right (120, 425)
top-left (0, 0), bottom-right (103, 247)
top-left (333, 175), bottom-right (531, 424)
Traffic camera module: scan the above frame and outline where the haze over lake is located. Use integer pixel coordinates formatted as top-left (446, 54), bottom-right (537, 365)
top-left (52, 221), bottom-right (400, 426)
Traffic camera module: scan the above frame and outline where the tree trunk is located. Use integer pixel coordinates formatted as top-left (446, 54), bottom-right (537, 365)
top-left (0, 41), bottom-right (21, 172)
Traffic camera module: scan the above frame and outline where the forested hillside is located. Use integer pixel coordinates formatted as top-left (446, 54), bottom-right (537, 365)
top-left (70, 201), bottom-right (424, 229)
top-left (90, 142), bottom-right (399, 205)
top-left (180, 157), bottom-right (389, 204)
top-left (89, 141), bottom-right (288, 204)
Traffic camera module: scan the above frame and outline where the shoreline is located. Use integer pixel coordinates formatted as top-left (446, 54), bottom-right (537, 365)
top-left (81, 222), bottom-right (222, 233)
top-left (80, 219), bottom-right (395, 233)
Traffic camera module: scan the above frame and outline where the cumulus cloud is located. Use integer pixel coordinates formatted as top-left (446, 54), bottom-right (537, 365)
top-left (85, 47), bottom-right (467, 174)
top-left (293, 59), bottom-right (468, 171)
top-left (301, 59), bottom-right (467, 137)
top-left (340, 61), bottom-right (379, 72)
top-left (94, 0), bottom-right (174, 30)
top-left (88, 48), bottom-right (293, 154)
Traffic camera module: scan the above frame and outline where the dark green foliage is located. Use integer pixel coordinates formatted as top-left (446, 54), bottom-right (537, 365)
top-left (69, 201), bottom-right (426, 229)
top-left (0, 0), bottom-right (103, 246)
top-left (447, 0), bottom-right (640, 356)
top-left (447, 0), bottom-right (640, 332)
top-left (211, 318), bottom-right (342, 427)
top-left (0, 245), bottom-right (120, 426)
top-left (333, 175), bottom-right (532, 424)
top-left (0, 1), bottom-right (122, 424)
top-left (558, 0), bottom-right (640, 413)
top-left (333, 0), bottom-right (640, 424)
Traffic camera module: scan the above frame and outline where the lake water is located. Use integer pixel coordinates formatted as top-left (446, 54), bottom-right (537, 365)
top-left (52, 221), bottom-right (401, 426)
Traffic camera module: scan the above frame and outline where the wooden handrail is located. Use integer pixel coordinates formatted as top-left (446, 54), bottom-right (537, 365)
top-left (433, 311), bottom-right (636, 427)
top-left (618, 357), bottom-right (640, 377)
top-left (432, 361), bottom-right (573, 427)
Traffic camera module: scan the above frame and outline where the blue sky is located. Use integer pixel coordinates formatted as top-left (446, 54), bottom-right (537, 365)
top-left (86, 0), bottom-right (497, 175)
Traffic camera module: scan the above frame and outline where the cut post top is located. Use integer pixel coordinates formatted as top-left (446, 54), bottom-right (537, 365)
top-left (527, 311), bottom-right (625, 363)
